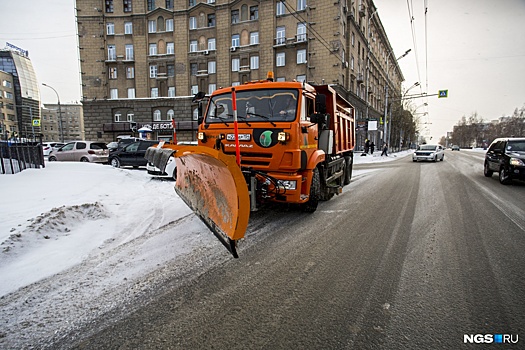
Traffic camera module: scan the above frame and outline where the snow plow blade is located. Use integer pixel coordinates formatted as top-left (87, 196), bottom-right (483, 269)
top-left (146, 145), bottom-right (250, 258)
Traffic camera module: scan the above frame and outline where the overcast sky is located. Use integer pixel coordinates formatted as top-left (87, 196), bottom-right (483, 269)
top-left (375, 0), bottom-right (525, 140)
top-left (1, 0), bottom-right (524, 141)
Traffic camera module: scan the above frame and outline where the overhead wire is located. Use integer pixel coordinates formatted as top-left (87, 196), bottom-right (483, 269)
top-left (281, 1), bottom-right (345, 65)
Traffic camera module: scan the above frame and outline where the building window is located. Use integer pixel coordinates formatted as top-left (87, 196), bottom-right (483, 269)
top-left (166, 0), bottom-right (174, 9)
top-left (208, 38), bottom-right (216, 50)
top-left (231, 34), bottom-right (240, 47)
top-left (115, 112), bottom-right (122, 121)
top-left (151, 88), bottom-right (159, 98)
top-left (110, 88), bottom-right (118, 99)
top-left (250, 56), bottom-right (259, 69)
top-left (189, 16), bottom-right (197, 29)
top-left (276, 77), bottom-right (286, 82)
top-left (168, 87), bottom-right (176, 97)
top-left (190, 40), bottom-right (197, 52)
top-left (127, 88), bottom-right (135, 99)
top-left (166, 19), bottom-right (173, 31)
top-left (190, 63), bottom-right (198, 75)
top-left (148, 20), bottom-right (156, 33)
top-left (208, 14), bottom-right (216, 27)
top-left (124, 21), bottom-right (133, 34)
top-left (147, 0), bottom-right (155, 11)
top-left (296, 74), bottom-right (306, 82)
top-left (150, 65), bottom-right (158, 78)
top-left (250, 6), bottom-right (258, 20)
top-left (127, 112), bottom-right (134, 121)
top-left (167, 109), bottom-right (175, 119)
top-left (276, 26), bottom-right (285, 45)
top-left (189, 0), bottom-right (195, 6)
top-left (351, 32), bottom-right (355, 46)
top-left (250, 31), bottom-right (259, 45)
top-left (297, 0), bottom-right (306, 11)
top-left (277, 1), bottom-right (286, 15)
top-left (124, 0), bottom-right (132, 12)
top-left (191, 85), bottom-right (198, 94)
top-left (232, 58), bottom-right (240, 72)
top-left (167, 42), bottom-right (174, 54)
top-left (167, 64), bottom-right (175, 76)
top-left (231, 9), bottom-right (239, 24)
top-left (208, 84), bottom-right (216, 94)
top-left (232, 82), bottom-right (240, 86)
top-left (109, 67), bottom-right (118, 79)
top-left (297, 49), bottom-right (306, 64)
top-left (208, 61), bottom-right (216, 74)
top-left (276, 52), bottom-right (285, 67)
top-left (149, 43), bottom-right (157, 55)
top-left (207, 0), bottom-right (215, 3)
top-left (105, 0), bottom-right (114, 13)
top-left (351, 55), bottom-right (354, 70)
top-left (153, 109), bottom-right (161, 120)
top-left (126, 66), bottom-right (135, 78)
top-left (106, 23), bottom-right (115, 35)
top-left (107, 45), bottom-right (116, 61)
top-left (125, 44), bottom-right (134, 60)
top-left (297, 23), bottom-right (307, 42)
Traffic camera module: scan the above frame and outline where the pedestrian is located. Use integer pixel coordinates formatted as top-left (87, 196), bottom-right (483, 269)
top-left (364, 139), bottom-right (370, 154)
top-left (370, 141), bottom-right (375, 154)
top-left (381, 143), bottom-right (388, 156)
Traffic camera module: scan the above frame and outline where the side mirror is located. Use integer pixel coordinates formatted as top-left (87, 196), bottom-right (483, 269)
top-left (192, 91), bottom-right (206, 103)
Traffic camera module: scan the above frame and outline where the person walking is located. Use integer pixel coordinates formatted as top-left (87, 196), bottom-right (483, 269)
top-left (381, 142), bottom-right (388, 156)
top-left (364, 139), bottom-right (370, 154)
top-left (370, 141), bottom-right (375, 155)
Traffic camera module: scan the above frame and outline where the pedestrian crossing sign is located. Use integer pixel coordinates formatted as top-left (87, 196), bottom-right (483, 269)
top-left (438, 90), bottom-right (448, 98)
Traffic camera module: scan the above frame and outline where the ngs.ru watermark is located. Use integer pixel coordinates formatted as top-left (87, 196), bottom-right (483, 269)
top-left (464, 334), bottom-right (519, 344)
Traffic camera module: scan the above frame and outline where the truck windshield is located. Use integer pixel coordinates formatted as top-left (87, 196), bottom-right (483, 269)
top-left (206, 89), bottom-right (299, 124)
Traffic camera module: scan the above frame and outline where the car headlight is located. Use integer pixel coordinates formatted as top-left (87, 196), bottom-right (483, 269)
top-left (277, 180), bottom-right (297, 190)
top-left (510, 157), bottom-right (525, 166)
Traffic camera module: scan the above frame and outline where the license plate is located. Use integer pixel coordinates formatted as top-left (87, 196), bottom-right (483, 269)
top-left (227, 133), bottom-right (251, 141)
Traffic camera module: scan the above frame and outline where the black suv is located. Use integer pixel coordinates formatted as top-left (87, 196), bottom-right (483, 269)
top-left (484, 137), bottom-right (525, 184)
top-left (109, 140), bottom-right (159, 168)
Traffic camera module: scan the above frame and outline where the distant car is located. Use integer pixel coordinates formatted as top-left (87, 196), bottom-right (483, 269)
top-left (146, 141), bottom-right (197, 180)
top-left (412, 144), bottom-right (445, 162)
top-left (108, 139), bottom-right (159, 168)
top-left (48, 141), bottom-right (109, 163)
top-left (42, 142), bottom-right (65, 156)
top-left (484, 137), bottom-right (525, 184)
top-left (451, 145), bottom-right (460, 151)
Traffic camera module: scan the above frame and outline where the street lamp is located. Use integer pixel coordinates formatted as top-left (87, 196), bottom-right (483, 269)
top-left (42, 83), bottom-right (64, 143)
top-left (383, 48), bottom-right (411, 150)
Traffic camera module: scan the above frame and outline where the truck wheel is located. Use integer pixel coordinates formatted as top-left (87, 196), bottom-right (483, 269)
top-left (302, 168), bottom-right (320, 212)
top-left (343, 155), bottom-right (353, 185)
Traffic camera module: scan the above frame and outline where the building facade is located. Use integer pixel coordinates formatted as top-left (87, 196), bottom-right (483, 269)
top-left (0, 46), bottom-right (41, 140)
top-left (76, 0), bottom-right (404, 145)
top-left (41, 103), bottom-right (85, 142)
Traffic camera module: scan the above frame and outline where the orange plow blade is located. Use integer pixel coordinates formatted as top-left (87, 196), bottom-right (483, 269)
top-left (172, 146), bottom-right (250, 258)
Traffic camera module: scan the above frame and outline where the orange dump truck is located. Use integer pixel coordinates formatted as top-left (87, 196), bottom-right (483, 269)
top-left (146, 75), bottom-right (355, 257)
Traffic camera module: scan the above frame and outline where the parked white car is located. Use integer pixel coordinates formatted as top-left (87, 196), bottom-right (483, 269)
top-left (146, 141), bottom-right (197, 180)
top-left (412, 144), bottom-right (445, 162)
top-left (42, 142), bottom-right (65, 156)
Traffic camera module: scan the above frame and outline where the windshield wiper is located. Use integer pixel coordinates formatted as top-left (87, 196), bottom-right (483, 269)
top-left (247, 112), bottom-right (276, 127)
top-left (237, 115), bottom-right (252, 127)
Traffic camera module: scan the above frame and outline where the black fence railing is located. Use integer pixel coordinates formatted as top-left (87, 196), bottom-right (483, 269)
top-left (0, 136), bottom-right (45, 174)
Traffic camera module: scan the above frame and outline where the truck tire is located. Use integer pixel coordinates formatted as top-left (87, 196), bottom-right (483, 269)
top-left (343, 155), bottom-right (353, 185)
top-left (302, 168), bottom-right (320, 212)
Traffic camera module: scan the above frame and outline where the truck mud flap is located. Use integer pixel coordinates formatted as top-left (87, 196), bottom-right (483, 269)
top-left (172, 146), bottom-right (250, 258)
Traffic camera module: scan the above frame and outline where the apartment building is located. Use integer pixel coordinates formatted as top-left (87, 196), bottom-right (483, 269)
top-left (76, 0), bottom-right (404, 144)
top-left (41, 103), bottom-right (85, 142)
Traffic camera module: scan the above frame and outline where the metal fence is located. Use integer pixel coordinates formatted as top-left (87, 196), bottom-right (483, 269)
top-left (0, 136), bottom-right (45, 174)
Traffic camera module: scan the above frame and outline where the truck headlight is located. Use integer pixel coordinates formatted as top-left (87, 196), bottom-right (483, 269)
top-left (277, 180), bottom-right (297, 190)
top-left (510, 157), bottom-right (525, 166)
